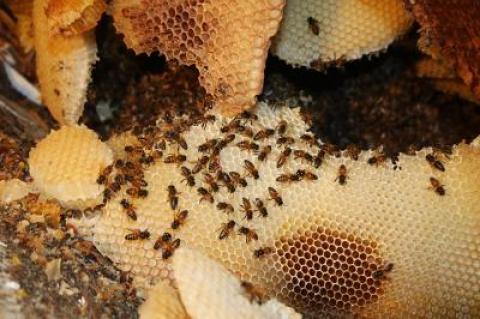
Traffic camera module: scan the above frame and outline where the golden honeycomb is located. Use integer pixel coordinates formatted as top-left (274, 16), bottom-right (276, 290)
top-left (28, 125), bottom-right (113, 208)
top-left (139, 279), bottom-right (188, 319)
top-left (33, 0), bottom-right (98, 124)
top-left (110, 0), bottom-right (285, 116)
top-left (271, 0), bottom-right (413, 69)
top-left (74, 103), bottom-right (480, 318)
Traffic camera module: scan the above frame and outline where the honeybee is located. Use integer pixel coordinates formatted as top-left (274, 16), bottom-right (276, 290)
top-left (300, 134), bottom-right (319, 148)
top-left (197, 187), bottom-right (214, 203)
top-left (124, 145), bottom-right (135, 153)
top-left (238, 226), bottom-right (258, 243)
top-left (204, 173), bottom-right (220, 192)
top-left (198, 139), bottom-right (218, 153)
top-left (372, 262), bottom-right (394, 280)
top-left (276, 137), bottom-right (295, 145)
top-left (292, 169), bottom-right (306, 181)
top-left (277, 147), bottom-right (292, 168)
top-left (192, 155), bottom-right (209, 174)
top-left (236, 110), bottom-right (258, 123)
top-left (276, 174), bottom-right (292, 183)
top-left (345, 144), bottom-right (361, 161)
top-left (153, 232), bottom-right (172, 250)
top-left (96, 174), bottom-right (107, 185)
top-left (241, 281), bottom-right (267, 304)
top-left (241, 198), bottom-right (254, 220)
top-left (304, 171), bottom-right (318, 180)
top-left (336, 164), bottom-right (348, 185)
top-left (208, 154), bottom-right (221, 172)
top-left (258, 145), bottom-right (272, 161)
top-left (120, 198), bottom-right (137, 221)
top-left (429, 177), bottom-right (445, 196)
top-left (216, 202), bottom-right (234, 214)
top-left (254, 198), bottom-right (268, 218)
top-left (253, 128), bottom-right (275, 141)
top-left (229, 171), bottom-right (247, 188)
top-left (244, 160), bottom-right (259, 179)
top-left (220, 119), bottom-right (241, 133)
top-left (276, 120), bottom-right (287, 136)
top-left (254, 246), bottom-right (274, 258)
top-left (137, 189), bottom-right (148, 198)
top-left (425, 154), bottom-right (445, 172)
top-left (199, 114), bottom-right (216, 128)
top-left (125, 229), bottom-right (150, 241)
top-left (307, 16), bottom-right (320, 35)
top-left (164, 154), bottom-right (187, 164)
top-left (293, 150), bottom-right (313, 163)
top-left (171, 210), bottom-right (189, 229)
top-left (180, 166), bottom-right (195, 187)
top-left (367, 149), bottom-right (387, 166)
top-left (236, 140), bottom-right (259, 152)
top-left (268, 187), bottom-right (283, 206)
top-left (236, 125), bottom-right (254, 138)
top-left (321, 143), bottom-right (340, 157)
top-left (218, 220), bottom-right (236, 240)
top-left (162, 238), bottom-right (181, 260)
top-left (155, 140), bottom-right (166, 151)
top-left (167, 185), bottom-right (180, 210)
top-left (216, 134), bottom-right (235, 150)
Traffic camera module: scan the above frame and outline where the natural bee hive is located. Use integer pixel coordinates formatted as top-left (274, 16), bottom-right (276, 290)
top-left (271, 0), bottom-right (413, 68)
top-left (65, 103), bottom-right (480, 318)
top-left (110, 0), bottom-right (285, 115)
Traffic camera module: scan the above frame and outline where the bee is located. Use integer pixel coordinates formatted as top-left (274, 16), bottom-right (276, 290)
top-left (313, 150), bottom-right (325, 168)
top-left (215, 134), bottom-right (235, 151)
top-left (268, 187), bottom-right (283, 206)
top-left (425, 154), bottom-right (445, 172)
top-left (241, 281), bottom-right (267, 304)
top-left (220, 119), bottom-right (241, 133)
top-left (277, 147), bottom-right (292, 168)
top-left (198, 187), bottom-right (214, 203)
top-left (254, 246), bottom-right (274, 258)
top-left (276, 120), bottom-right (287, 136)
top-left (236, 110), bottom-right (258, 123)
top-left (429, 177), bottom-right (445, 196)
top-left (124, 145), bottom-right (135, 153)
top-left (208, 154), bottom-right (221, 173)
top-left (237, 125), bottom-right (254, 138)
top-left (321, 143), bottom-right (341, 157)
top-left (292, 169), bottom-right (306, 181)
top-left (293, 150), bottom-right (313, 163)
top-left (125, 229), bottom-right (150, 241)
top-left (114, 174), bottom-right (126, 185)
top-left (216, 202), bottom-right (234, 214)
top-left (253, 128), bottom-right (275, 141)
top-left (175, 136), bottom-right (188, 150)
top-left (305, 171), bottom-right (318, 180)
top-left (120, 198), bottom-right (137, 221)
top-left (154, 140), bottom-right (166, 151)
top-left (229, 171), bottom-right (248, 188)
top-left (277, 136), bottom-right (295, 146)
top-left (236, 140), bottom-right (259, 152)
top-left (180, 166), bottom-right (195, 187)
top-left (109, 181), bottom-right (121, 193)
top-left (367, 150), bottom-right (387, 166)
top-left (258, 145), bottom-right (272, 162)
top-left (238, 226), bottom-right (258, 243)
top-left (153, 232), bottom-right (172, 250)
top-left (192, 156), bottom-right (209, 174)
top-left (198, 139), bottom-right (218, 153)
top-left (244, 160), bottom-right (259, 179)
top-left (204, 173), bottom-right (220, 192)
top-left (171, 210), bottom-right (189, 229)
top-left (345, 144), bottom-right (361, 161)
top-left (164, 154), bottom-right (187, 164)
top-left (241, 198), bottom-right (254, 220)
top-left (300, 134), bottom-right (319, 148)
top-left (218, 220), bottom-right (236, 240)
top-left (138, 189), bottom-right (148, 198)
top-left (96, 174), bottom-right (107, 185)
top-left (307, 16), bottom-right (320, 35)
top-left (254, 198), bottom-right (268, 217)
top-left (276, 174), bottom-right (293, 183)
top-left (336, 164), bottom-right (348, 185)
top-left (162, 238), bottom-right (181, 260)
top-left (114, 159), bottom-right (125, 169)
top-left (372, 262), bottom-right (394, 280)
top-left (167, 185), bottom-right (180, 210)
top-left (199, 114), bottom-right (216, 127)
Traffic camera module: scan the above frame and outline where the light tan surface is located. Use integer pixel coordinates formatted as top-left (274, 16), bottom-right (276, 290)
top-left (0, 179), bottom-right (34, 204)
top-left (45, 0), bottom-right (106, 36)
top-left (29, 125), bottom-right (113, 208)
top-left (33, 0), bottom-right (98, 124)
top-left (272, 0), bottom-right (413, 68)
top-left (139, 279), bottom-right (189, 319)
top-left (174, 247), bottom-right (300, 319)
top-left (110, 0), bottom-right (285, 116)
top-left (83, 103), bottom-right (480, 318)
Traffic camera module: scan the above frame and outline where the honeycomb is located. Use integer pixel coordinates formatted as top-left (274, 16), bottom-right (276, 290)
top-left (28, 125), bottom-right (113, 208)
top-left (33, 0), bottom-right (98, 124)
top-left (139, 279), bottom-right (188, 319)
top-left (110, 0), bottom-right (285, 116)
top-left (271, 0), bottom-right (413, 69)
top-left (0, 179), bottom-right (33, 204)
top-left (173, 246), bottom-right (300, 319)
top-left (45, 0), bottom-right (107, 36)
top-left (71, 103), bottom-right (480, 318)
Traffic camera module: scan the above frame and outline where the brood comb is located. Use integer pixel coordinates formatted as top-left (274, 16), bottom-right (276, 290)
top-left (271, 0), bottom-right (413, 69)
top-left (64, 103), bottom-right (480, 318)
top-left (110, 0), bottom-right (285, 116)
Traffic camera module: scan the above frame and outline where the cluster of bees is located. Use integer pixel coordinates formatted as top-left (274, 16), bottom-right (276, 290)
top-left (95, 108), bottom-right (451, 263)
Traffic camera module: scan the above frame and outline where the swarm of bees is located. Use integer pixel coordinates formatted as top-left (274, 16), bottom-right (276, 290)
top-left (106, 108), bottom-right (451, 265)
